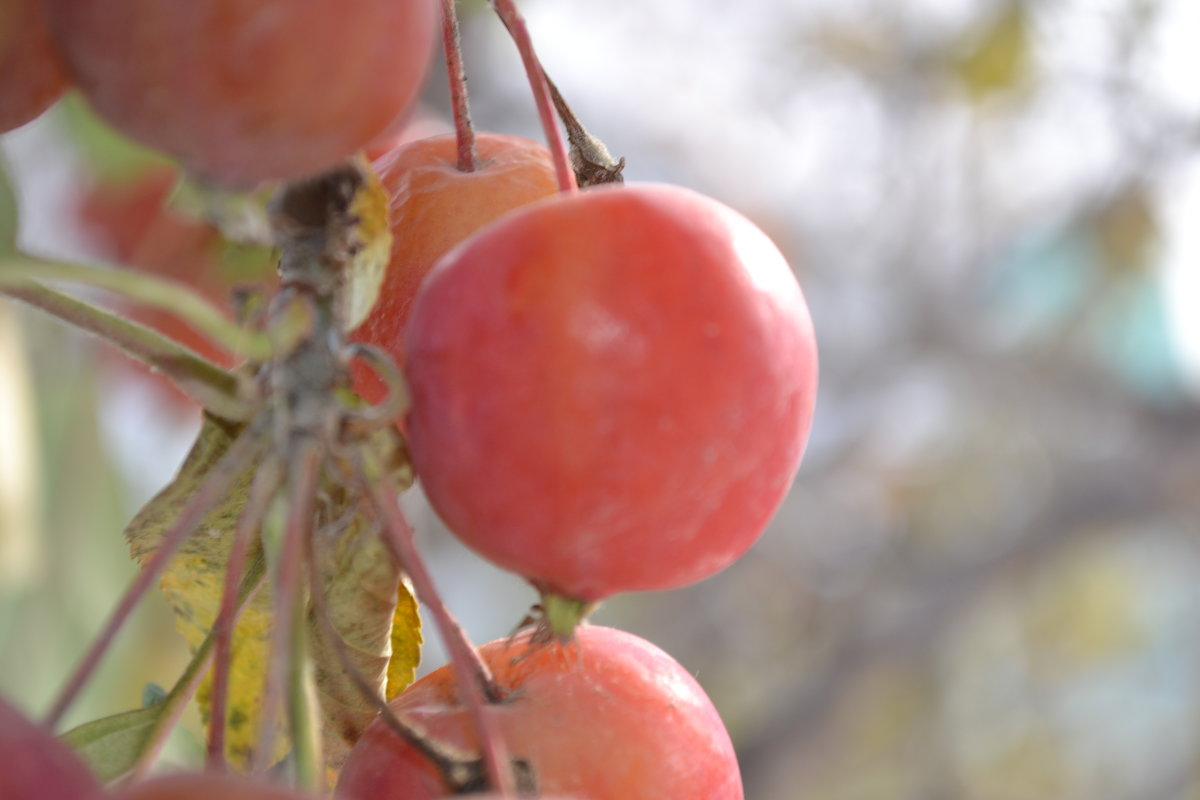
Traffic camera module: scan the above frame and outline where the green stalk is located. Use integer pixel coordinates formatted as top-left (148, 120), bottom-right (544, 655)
top-left (252, 442), bottom-right (322, 783)
top-left (287, 592), bottom-right (321, 791)
top-left (1, 281), bottom-right (253, 421)
top-left (0, 252), bottom-right (277, 361)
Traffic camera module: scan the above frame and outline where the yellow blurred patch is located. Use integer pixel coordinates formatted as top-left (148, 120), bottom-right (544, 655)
top-left (950, 2), bottom-right (1032, 102)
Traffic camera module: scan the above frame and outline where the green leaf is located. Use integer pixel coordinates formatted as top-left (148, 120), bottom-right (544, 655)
top-left (0, 154), bottom-right (18, 254)
top-left (60, 706), bottom-right (161, 783)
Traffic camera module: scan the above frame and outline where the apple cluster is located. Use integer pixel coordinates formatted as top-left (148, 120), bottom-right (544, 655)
top-left (1, 0), bottom-right (818, 797)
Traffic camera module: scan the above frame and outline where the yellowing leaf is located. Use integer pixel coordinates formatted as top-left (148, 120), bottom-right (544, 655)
top-left (308, 487), bottom-right (420, 778)
top-left (124, 413), bottom-right (422, 778)
top-left (386, 583), bottom-right (421, 701)
top-left (341, 156), bottom-right (392, 331)
top-left (951, 2), bottom-right (1031, 101)
top-left (124, 414), bottom-right (277, 768)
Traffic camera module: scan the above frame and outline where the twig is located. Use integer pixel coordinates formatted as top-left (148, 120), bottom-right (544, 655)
top-left (542, 70), bottom-right (625, 187)
top-left (490, 0), bottom-right (576, 194)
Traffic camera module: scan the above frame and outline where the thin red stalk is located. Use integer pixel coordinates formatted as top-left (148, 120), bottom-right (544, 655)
top-left (491, 0), bottom-right (576, 193)
top-left (45, 420), bottom-right (268, 730)
top-left (304, 538), bottom-right (483, 787)
top-left (207, 458), bottom-right (284, 772)
top-left (364, 470), bottom-right (514, 795)
top-left (251, 442), bottom-right (322, 775)
top-left (441, 0), bottom-right (477, 172)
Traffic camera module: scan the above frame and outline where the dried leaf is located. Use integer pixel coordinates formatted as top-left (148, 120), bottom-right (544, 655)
top-left (124, 413), bottom-right (422, 777)
top-left (308, 478), bottom-right (421, 779)
top-left (124, 413), bottom-right (276, 768)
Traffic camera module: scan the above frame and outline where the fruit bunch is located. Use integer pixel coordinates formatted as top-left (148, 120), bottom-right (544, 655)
top-left (1, 0), bottom-right (817, 797)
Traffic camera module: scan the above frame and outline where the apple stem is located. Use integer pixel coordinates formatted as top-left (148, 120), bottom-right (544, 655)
top-left (364, 468), bottom-right (516, 796)
top-left (44, 420), bottom-right (270, 730)
top-left (441, 0), bottom-right (478, 172)
top-left (541, 71), bottom-right (626, 187)
top-left (206, 458), bottom-right (284, 772)
top-left (251, 442), bottom-right (322, 778)
top-left (490, 0), bottom-right (577, 194)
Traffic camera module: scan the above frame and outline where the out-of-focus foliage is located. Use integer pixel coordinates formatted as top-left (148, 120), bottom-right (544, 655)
top-left (460, 2), bottom-right (1200, 799)
top-left (950, 2), bottom-right (1032, 101)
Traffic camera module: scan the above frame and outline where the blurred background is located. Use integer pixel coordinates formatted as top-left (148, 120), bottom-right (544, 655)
top-left (3, 0), bottom-right (1200, 798)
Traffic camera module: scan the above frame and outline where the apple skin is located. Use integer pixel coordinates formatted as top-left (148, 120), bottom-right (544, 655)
top-left (0, 694), bottom-right (101, 800)
top-left (0, 0), bottom-right (69, 132)
top-left (336, 626), bottom-right (744, 800)
top-left (46, 0), bottom-right (437, 185)
top-left (349, 132), bottom-right (558, 404)
top-left (108, 773), bottom-right (321, 800)
top-left (403, 182), bottom-right (818, 601)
